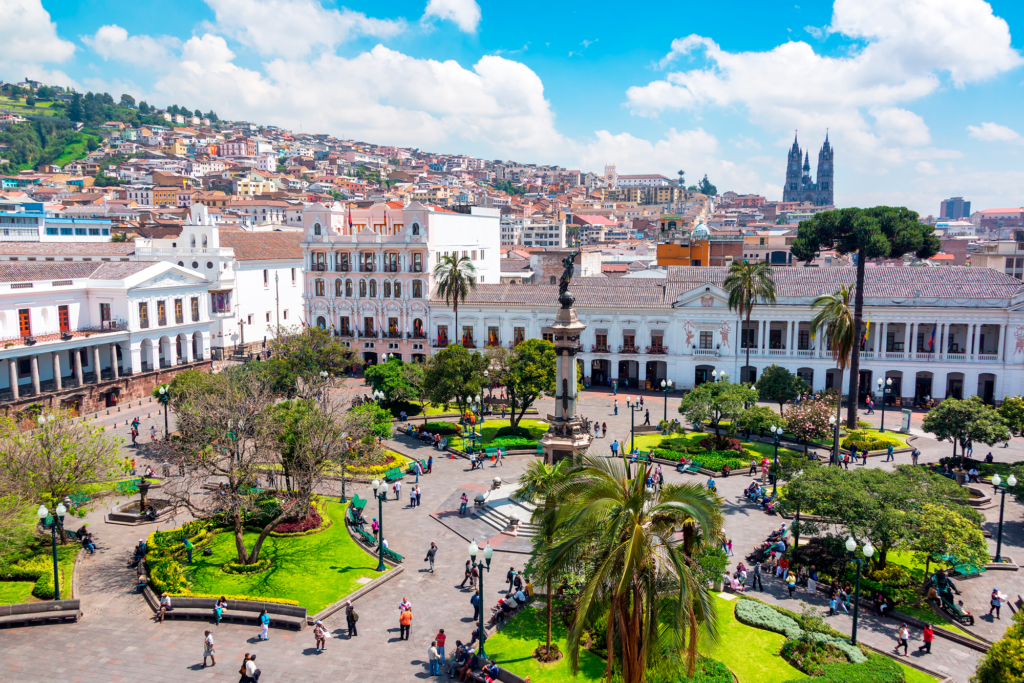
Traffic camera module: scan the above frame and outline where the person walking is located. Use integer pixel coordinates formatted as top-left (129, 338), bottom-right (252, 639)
top-left (752, 562), bottom-right (764, 591)
top-left (611, 440), bottom-right (619, 458)
top-left (415, 485), bottom-right (422, 508)
top-left (459, 492), bottom-right (468, 515)
top-left (917, 624), bottom-right (933, 654)
top-left (749, 458), bottom-right (757, 476)
top-left (394, 479), bottom-right (402, 501)
top-left (399, 607), bottom-right (412, 640)
top-left (202, 630), bottom-right (215, 668)
top-left (506, 567), bottom-right (516, 596)
top-left (314, 620), bottom-right (327, 653)
top-left (495, 448), bottom-right (503, 467)
top-left (894, 623), bottom-right (910, 656)
top-left (470, 592), bottom-right (481, 621)
top-left (184, 538), bottom-right (194, 564)
top-left (414, 460), bottom-right (421, 483)
top-left (614, 399), bottom-right (618, 415)
top-left (427, 455), bottom-right (433, 473)
top-left (131, 427), bottom-right (138, 446)
top-left (602, 422), bottom-right (607, 438)
top-left (761, 459), bottom-right (769, 484)
top-left (912, 448), bottom-right (920, 465)
top-left (345, 601), bottom-right (358, 637)
top-left (885, 443), bottom-right (894, 462)
top-left (726, 538), bottom-right (734, 557)
top-left (849, 443), bottom-right (858, 466)
top-left (470, 563), bottom-right (479, 589)
top-left (425, 542), bottom-right (437, 573)
top-left (460, 560), bottom-right (472, 588)
top-left (990, 588), bottom-right (1004, 619)
top-left (639, 395), bottom-right (644, 408)
top-left (257, 608), bottom-right (270, 641)
top-left (643, 410), bottom-right (650, 426)
top-left (428, 641), bottom-right (440, 676)
top-left (244, 654), bottom-right (258, 682)
top-left (371, 517), bottom-right (380, 539)
top-left (786, 571), bottom-right (797, 598)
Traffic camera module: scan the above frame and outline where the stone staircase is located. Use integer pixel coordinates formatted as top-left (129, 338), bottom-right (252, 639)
top-left (472, 503), bottom-right (540, 538)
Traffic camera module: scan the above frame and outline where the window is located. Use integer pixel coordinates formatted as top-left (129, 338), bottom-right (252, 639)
top-left (174, 299), bottom-right (183, 324)
top-left (359, 280), bottom-right (367, 297)
top-left (472, 250), bottom-right (477, 260)
top-left (211, 292), bottom-right (231, 314)
top-left (340, 253), bottom-right (349, 271)
top-left (699, 331), bottom-right (713, 349)
top-left (413, 318), bottom-right (424, 338)
top-left (364, 317), bottom-right (375, 336)
top-left (340, 316), bottom-right (351, 335)
top-left (291, 268), bottom-right (296, 284)
top-left (479, 250), bottom-right (484, 261)
top-left (316, 316), bottom-right (326, 329)
top-left (388, 317), bottom-right (399, 338)
top-left (798, 330), bottom-right (809, 350)
top-left (394, 281), bottom-right (401, 298)
top-left (383, 280), bottom-right (391, 298)
top-left (346, 279), bottom-right (353, 297)
top-left (369, 280), bottom-right (377, 297)
top-left (191, 297), bottom-right (200, 322)
top-left (413, 253), bottom-right (422, 272)
top-left (550, 276), bottom-right (556, 285)
top-left (651, 334), bottom-right (663, 350)
top-left (263, 269), bottom-right (268, 287)
top-left (488, 326), bottom-right (499, 346)
top-left (412, 280), bottom-right (423, 298)
top-left (514, 327), bottom-right (525, 345)
top-left (462, 326), bottom-right (474, 346)
top-left (412, 222), bottom-right (420, 235)
top-left (437, 325), bottom-right (448, 343)
top-left (283, 310), bottom-right (288, 320)
top-left (139, 302), bottom-right (149, 328)
top-left (315, 279), bottom-right (325, 296)
top-left (100, 303), bottom-right (111, 326)
top-left (266, 312), bottom-right (271, 323)
top-left (542, 332), bottom-right (553, 342)
top-left (479, 276), bottom-right (484, 283)
top-left (314, 222), bottom-right (322, 235)
top-left (247, 314), bottom-right (252, 325)
top-left (157, 300), bottom-right (167, 326)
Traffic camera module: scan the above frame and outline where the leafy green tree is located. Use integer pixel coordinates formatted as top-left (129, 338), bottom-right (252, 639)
top-left (696, 174), bottom-right (717, 196)
top-left (400, 361), bottom-right (430, 422)
top-left (723, 260), bottom-right (776, 381)
top-left (999, 396), bottom-right (1024, 437)
top-left (349, 402), bottom-right (394, 441)
top-left (755, 364), bottom-right (808, 415)
top-left (923, 396), bottom-right (1010, 468)
top-left (364, 358), bottom-right (415, 404)
top-left (972, 608), bottom-right (1024, 683)
top-left (677, 169), bottom-right (685, 187)
top-left (733, 405), bottom-right (783, 439)
top-left (119, 93), bottom-right (135, 107)
top-left (809, 285), bottom-right (856, 462)
top-left (678, 380), bottom-right (759, 449)
top-left (423, 344), bottom-right (488, 419)
top-left (547, 455), bottom-right (723, 680)
top-left (909, 503), bottom-right (988, 606)
top-left (504, 338), bottom-right (556, 429)
top-left (433, 253), bottom-right (477, 337)
top-left (264, 324), bottom-right (361, 395)
top-left (138, 101), bottom-right (151, 115)
top-left (25, 97), bottom-right (35, 107)
top-left (792, 207), bottom-right (940, 428)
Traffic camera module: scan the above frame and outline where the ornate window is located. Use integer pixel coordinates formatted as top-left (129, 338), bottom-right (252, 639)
top-left (412, 280), bottom-right (423, 298)
top-left (369, 280), bottom-right (377, 298)
top-left (394, 281), bottom-right (402, 298)
top-left (314, 222), bottom-right (322, 236)
top-left (315, 279), bottom-right (325, 296)
top-left (412, 222), bottom-right (420, 235)
top-left (383, 280), bottom-right (392, 298)
top-left (359, 280), bottom-right (367, 297)
top-left (335, 279), bottom-right (343, 296)
top-left (413, 318), bottom-right (424, 338)
top-left (345, 279), bottom-right (353, 297)
top-left (316, 316), bottom-right (326, 329)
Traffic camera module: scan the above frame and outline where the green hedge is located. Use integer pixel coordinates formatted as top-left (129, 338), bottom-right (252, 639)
top-left (422, 422), bottom-right (461, 435)
top-left (0, 544), bottom-right (79, 600)
top-left (735, 598), bottom-right (803, 639)
top-left (841, 430), bottom-right (903, 452)
top-left (782, 653), bottom-right (905, 683)
top-left (222, 557), bottom-right (272, 575)
top-left (651, 448), bottom-right (746, 472)
top-left (489, 436), bottom-right (538, 449)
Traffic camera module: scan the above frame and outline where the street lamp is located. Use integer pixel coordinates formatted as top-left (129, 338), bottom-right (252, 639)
top-left (877, 377), bottom-right (892, 432)
top-left (829, 414), bottom-right (839, 466)
top-left (991, 473), bottom-right (1018, 563)
top-left (625, 396), bottom-right (643, 455)
top-left (373, 390), bottom-right (384, 405)
top-left (711, 369), bottom-right (719, 383)
top-left (36, 502), bottom-right (67, 601)
top-left (157, 384), bottom-right (170, 440)
top-left (770, 425), bottom-right (782, 496)
top-left (468, 540), bottom-right (494, 657)
top-left (370, 478), bottom-right (388, 572)
top-left (660, 379), bottom-right (673, 425)
top-left (339, 431), bottom-right (349, 504)
top-left (845, 536), bottom-right (875, 645)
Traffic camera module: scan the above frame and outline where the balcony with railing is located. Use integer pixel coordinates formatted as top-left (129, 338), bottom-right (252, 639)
top-left (646, 345), bottom-right (668, 354)
top-left (619, 344), bottom-right (639, 354)
top-left (463, 337), bottom-right (477, 349)
top-left (334, 264), bottom-right (350, 272)
top-left (359, 263), bottom-right (375, 273)
top-left (432, 338), bottom-right (449, 348)
top-left (310, 263), bottom-right (326, 271)
top-left (0, 320), bottom-right (129, 349)
top-left (767, 348), bottom-right (788, 356)
top-left (382, 264), bottom-right (400, 273)
top-left (693, 348), bottom-right (719, 357)
top-left (592, 344), bottom-right (610, 353)
top-left (387, 331), bottom-right (403, 339)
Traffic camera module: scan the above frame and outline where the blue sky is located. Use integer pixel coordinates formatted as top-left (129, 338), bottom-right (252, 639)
top-left (2, 0), bottom-right (1023, 215)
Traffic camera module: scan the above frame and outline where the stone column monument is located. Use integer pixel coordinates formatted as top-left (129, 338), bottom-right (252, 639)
top-left (539, 249), bottom-right (593, 465)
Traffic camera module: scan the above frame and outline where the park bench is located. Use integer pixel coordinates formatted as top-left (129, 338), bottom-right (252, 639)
top-left (405, 459), bottom-right (428, 475)
top-left (536, 444), bottom-right (545, 455)
top-left (383, 467), bottom-right (405, 483)
top-left (350, 494), bottom-right (368, 512)
top-left (952, 563), bottom-right (985, 578)
top-left (153, 595), bottom-right (307, 630)
top-left (676, 461), bottom-right (703, 474)
top-left (937, 592), bottom-right (975, 626)
top-left (484, 448), bottom-right (498, 459)
top-left (355, 527), bottom-right (377, 547)
top-left (0, 599), bottom-right (82, 628)
top-left (382, 546), bottom-right (404, 563)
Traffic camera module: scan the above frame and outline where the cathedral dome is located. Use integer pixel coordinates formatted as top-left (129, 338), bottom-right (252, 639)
top-left (692, 224), bottom-right (710, 239)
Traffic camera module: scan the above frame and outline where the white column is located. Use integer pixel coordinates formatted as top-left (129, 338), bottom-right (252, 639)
top-left (183, 335), bottom-right (194, 363)
top-left (904, 323), bottom-right (912, 359)
top-left (760, 319), bottom-right (767, 352)
top-left (74, 348), bottom-right (84, 385)
top-left (93, 346), bottom-right (101, 382)
top-left (110, 344), bottom-right (119, 378)
top-left (999, 324), bottom-right (1008, 362)
top-left (970, 324), bottom-right (978, 358)
top-left (787, 320), bottom-right (795, 356)
top-left (129, 341), bottom-right (143, 374)
top-left (30, 355), bottom-right (40, 394)
top-left (52, 353), bottom-right (62, 391)
top-left (8, 358), bottom-right (19, 399)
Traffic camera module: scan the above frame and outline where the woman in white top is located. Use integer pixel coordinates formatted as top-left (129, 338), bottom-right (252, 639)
top-left (202, 630), bottom-right (215, 667)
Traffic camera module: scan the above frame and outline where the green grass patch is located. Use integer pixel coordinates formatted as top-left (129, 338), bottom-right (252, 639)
top-left (449, 419), bottom-right (548, 450)
top-left (630, 432), bottom-right (801, 464)
top-left (0, 581), bottom-right (36, 605)
top-left (700, 596), bottom-right (806, 683)
top-left (184, 501), bottom-right (383, 613)
top-left (484, 602), bottom-right (606, 683)
top-left (897, 662), bottom-right (940, 683)
top-left (389, 401), bottom-right (456, 418)
top-left (76, 476), bottom-right (141, 496)
top-left (52, 135), bottom-right (95, 167)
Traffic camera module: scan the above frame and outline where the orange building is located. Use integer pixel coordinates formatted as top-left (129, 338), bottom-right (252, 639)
top-left (656, 226), bottom-right (742, 267)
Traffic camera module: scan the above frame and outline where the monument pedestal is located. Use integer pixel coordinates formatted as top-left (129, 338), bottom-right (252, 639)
top-left (540, 416), bottom-right (592, 465)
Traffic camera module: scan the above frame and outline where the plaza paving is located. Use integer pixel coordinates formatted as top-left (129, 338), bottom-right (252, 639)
top-left (0, 379), bottom-right (1021, 682)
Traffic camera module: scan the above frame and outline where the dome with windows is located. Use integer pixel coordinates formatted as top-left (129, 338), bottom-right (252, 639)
top-left (692, 223), bottom-right (710, 239)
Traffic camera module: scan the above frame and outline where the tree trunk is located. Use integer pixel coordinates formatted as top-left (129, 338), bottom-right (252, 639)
top-left (833, 368), bottom-right (844, 465)
top-left (233, 510), bottom-right (249, 564)
top-left (794, 505), bottom-right (801, 549)
top-left (546, 575), bottom-right (553, 654)
top-left (602, 592), bottom-right (616, 682)
top-left (686, 606), bottom-right (699, 678)
top-left (915, 556), bottom-right (931, 608)
top-left (453, 298), bottom-right (459, 344)
top-left (847, 250), bottom-right (866, 429)
top-left (248, 505), bottom-right (299, 564)
top-left (422, 397), bottom-right (430, 424)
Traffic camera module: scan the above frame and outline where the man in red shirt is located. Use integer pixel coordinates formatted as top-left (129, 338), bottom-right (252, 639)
top-left (435, 629), bottom-right (447, 665)
top-left (776, 557), bottom-right (790, 579)
top-left (917, 624), bottom-right (933, 654)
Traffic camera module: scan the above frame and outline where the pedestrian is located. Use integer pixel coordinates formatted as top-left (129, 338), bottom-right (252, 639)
top-left (394, 479), bottom-right (402, 501)
top-left (990, 588), bottom-right (1004, 619)
top-left (469, 452), bottom-right (477, 470)
top-left (643, 410), bottom-right (650, 426)
top-left (496, 448), bottom-right (503, 467)
top-left (470, 592), bottom-right (481, 620)
top-left (918, 624), bottom-right (933, 654)
top-left (726, 538), bottom-right (734, 557)
top-left (912, 448), bottom-right (920, 465)
top-left (436, 628), bottom-right (447, 664)
top-left (613, 380), bottom-right (617, 396)
top-left (843, 451), bottom-right (850, 469)
top-left (425, 542), bottom-right (437, 573)
top-left (602, 422), bottom-right (607, 438)
top-left (371, 517), bottom-right (379, 539)
top-left (849, 443), bottom-right (858, 465)
top-left (131, 427), bottom-right (138, 446)
top-left (506, 567), bottom-right (516, 595)
top-left (894, 623), bottom-right (910, 656)
top-left (257, 608), bottom-right (270, 641)
top-left (470, 563), bottom-right (479, 589)
top-left (751, 562), bottom-right (764, 591)
top-left (150, 425), bottom-right (156, 442)
top-left (410, 484), bottom-right (416, 508)
top-left (414, 460), bottom-right (421, 483)
top-left (749, 458), bottom-right (757, 476)
top-left (611, 440), bottom-right (619, 457)
top-left (639, 395), bottom-right (644, 408)
top-left (314, 620), bottom-right (327, 653)
top-left (345, 601), bottom-right (358, 637)
top-left (594, 422), bottom-right (600, 438)
top-left (428, 455), bottom-right (433, 473)
top-left (429, 640), bottom-right (440, 676)
top-left (786, 571), bottom-right (797, 598)
top-left (244, 654), bottom-right (258, 682)
top-left (415, 485), bottom-right (422, 508)
top-left (202, 630), bottom-right (215, 668)
top-left (885, 444), bottom-right (894, 462)
top-left (461, 560), bottom-right (472, 587)
top-left (761, 459), bottom-right (769, 484)
top-left (399, 607), bottom-right (412, 640)
top-left (614, 399), bottom-right (618, 415)
top-left (183, 537), bottom-right (194, 564)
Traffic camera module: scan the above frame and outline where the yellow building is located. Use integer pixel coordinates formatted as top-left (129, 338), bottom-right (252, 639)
top-left (153, 186), bottom-right (179, 207)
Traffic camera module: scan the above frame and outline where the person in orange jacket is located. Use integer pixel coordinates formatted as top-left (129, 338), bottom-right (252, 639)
top-left (399, 607), bottom-right (412, 640)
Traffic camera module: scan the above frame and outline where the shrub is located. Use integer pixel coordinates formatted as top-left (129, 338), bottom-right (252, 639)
top-left (782, 652), bottom-right (904, 683)
top-left (781, 639), bottom-right (849, 676)
top-left (938, 456), bottom-right (1022, 477)
top-left (864, 563), bottom-right (913, 588)
top-left (735, 598), bottom-right (802, 639)
top-left (802, 631), bottom-right (867, 664)
top-left (422, 422), bottom-right (461, 436)
top-left (698, 436), bottom-right (743, 453)
top-left (165, 592), bottom-right (300, 606)
top-left (841, 430), bottom-right (902, 452)
top-left (489, 436), bottom-right (537, 449)
top-left (222, 557), bottom-right (272, 575)
top-left (640, 655), bottom-right (733, 683)
top-left (850, 576), bottom-right (917, 607)
top-left (788, 536), bottom-right (850, 580)
top-left (273, 506), bottom-right (322, 534)
top-left (973, 608), bottom-right (1024, 683)
top-left (0, 544), bottom-right (79, 600)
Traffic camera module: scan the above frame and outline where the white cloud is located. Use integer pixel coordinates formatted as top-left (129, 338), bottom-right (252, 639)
top-left (204, 0), bottom-right (404, 57)
top-left (914, 161), bottom-right (940, 175)
top-left (870, 107), bottom-right (931, 146)
top-left (967, 121), bottom-right (1022, 143)
top-left (82, 25), bottom-right (180, 66)
top-left (0, 0), bottom-right (76, 86)
top-left (423, 0), bottom-right (481, 33)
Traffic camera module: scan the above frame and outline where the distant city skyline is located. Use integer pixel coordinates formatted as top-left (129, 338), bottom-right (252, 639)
top-left (2, 0), bottom-right (1023, 214)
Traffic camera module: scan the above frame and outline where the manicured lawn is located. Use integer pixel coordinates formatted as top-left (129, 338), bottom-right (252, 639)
top-left (484, 602), bottom-right (606, 683)
top-left (630, 432), bottom-right (801, 461)
top-left (449, 419), bottom-right (548, 450)
top-left (391, 402), bottom-right (456, 418)
top-left (77, 475), bottom-right (147, 496)
top-left (184, 501), bottom-right (384, 613)
top-left (0, 582), bottom-right (36, 605)
top-left (700, 595), bottom-right (806, 683)
top-left (899, 662), bottom-right (940, 683)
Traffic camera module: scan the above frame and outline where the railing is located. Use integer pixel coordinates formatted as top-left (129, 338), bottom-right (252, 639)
top-left (945, 353), bottom-right (967, 362)
top-left (411, 332), bottom-right (427, 339)
top-left (0, 320), bottom-right (129, 348)
top-left (159, 359), bottom-right (170, 369)
top-left (978, 353), bottom-right (1000, 362)
top-left (412, 265), bottom-right (423, 273)
top-left (693, 348), bottom-right (718, 357)
top-left (592, 344), bottom-right (610, 353)
top-left (619, 345), bottom-right (639, 354)
top-left (311, 263), bottom-right (326, 271)
top-left (432, 339), bottom-right (449, 348)
top-left (141, 363), bottom-right (152, 373)
top-left (796, 349), bottom-right (816, 358)
top-left (463, 340), bottom-right (477, 349)
top-left (335, 264), bottom-right (350, 272)
top-left (884, 352), bottom-right (905, 360)
top-left (387, 332), bottom-right (402, 339)
top-left (382, 264), bottom-right (400, 273)
top-left (646, 346), bottom-right (668, 354)
top-left (359, 265), bottom-right (375, 273)
top-left (767, 348), bottom-right (787, 356)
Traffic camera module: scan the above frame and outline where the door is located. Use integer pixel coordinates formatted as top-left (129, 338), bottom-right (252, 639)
top-left (695, 368), bottom-right (709, 386)
top-left (886, 377), bottom-right (902, 404)
top-left (858, 370), bottom-right (872, 404)
top-left (915, 377), bottom-right (933, 405)
top-left (947, 379), bottom-right (963, 400)
top-left (982, 379), bottom-right (995, 405)
top-left (58, 305), bottom-right (69, 332)
top-left (18, 308), bottom-right (30, 337)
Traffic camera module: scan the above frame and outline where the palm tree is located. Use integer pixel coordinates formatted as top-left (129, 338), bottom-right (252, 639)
top-left (548, 455), bottom-right (722, 682)
top-left (517, 458), bottom-right (570, 657)
top-left (809, 285), bottom-right (856, 465)
top-left (723, 261), bottom-right (777, 384)
top-left (433, 253), bottom-right (477, 343)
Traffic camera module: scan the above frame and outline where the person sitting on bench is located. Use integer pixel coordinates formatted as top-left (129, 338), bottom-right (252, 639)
top-left (957, 600), bottom-right (975, 625)
top-left (158, 593), bottom-right (172, 622)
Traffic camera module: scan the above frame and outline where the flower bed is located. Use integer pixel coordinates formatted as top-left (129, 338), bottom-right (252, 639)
top-left (273, 506), bottom-right (321, 534)
top-left (421, 422), bottom-right (462, 436)
top-left (841, 430), bottom-right (904, 452)
top-left (698, 436), bottom-right (744, 452)
top-left (651, 448), bottom-right (746, 472)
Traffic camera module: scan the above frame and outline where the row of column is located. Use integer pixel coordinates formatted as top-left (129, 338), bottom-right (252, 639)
top-left (5, 343), bottom-right (120, 399)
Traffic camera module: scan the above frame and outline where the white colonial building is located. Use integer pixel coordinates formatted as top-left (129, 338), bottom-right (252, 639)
top-left (0, 260), bottom-right (213, 416)
top-left (438, 266), bottom-right (1024, 405)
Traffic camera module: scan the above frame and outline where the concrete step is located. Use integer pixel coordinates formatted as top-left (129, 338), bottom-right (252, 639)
top-left (472, 505), bottom-right (539, 537)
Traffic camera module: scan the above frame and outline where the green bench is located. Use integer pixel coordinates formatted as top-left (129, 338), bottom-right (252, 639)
top-left (355, 527), bottom-right (377, 547)
top-left (350, 494), bottom-right (368, 511)
top-left (536, 444), bottom-right (545, 455)
top-left (676, 461), bottom-right (703, 473)
top-left (383, 467), bottom-right (405, 483)
top-left (405, 459), bottom-right (428, 475)
top-left (953, 563), bottom-right (985, 578)
top-left (382, 547), bottom-right (404, 563)
top-left (484, 448), bottom-right (498, 458)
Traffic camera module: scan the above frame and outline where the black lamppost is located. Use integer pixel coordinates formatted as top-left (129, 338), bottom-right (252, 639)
top-left (370, 478), bottom-right (388, 572)
top-left (625, 396), bottom-right (643, 454)
top-left (339, 431), bottom-right (349, 504)
top-left (829, 414), bottom-right (839, 466)
top-left (845, 536), bottom-right (875, 645)
top-left (770, 424), bottom-right (782, 496)
top-left (877, 377), bottom-right (892, 432)
top-left (468, 540), bottom-right (494, 657)
top-left (660, 379), bottom-right (673, 425)
top-left (991, 473), bottom-right (1018, 563)
top-left (36, 502), bottom-right (67, 601)
top-left (157, 384), bottom-right (170, 439)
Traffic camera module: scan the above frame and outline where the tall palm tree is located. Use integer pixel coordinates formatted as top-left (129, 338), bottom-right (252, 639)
top-left (547, 455), bottom-right (722, 682)
top-left (433, 253), bottom-right (477, 343)
top-left (723, 261), bottom-right (777, 384)
top-left (809, 285), bottom-right (856, 465)
top-left (517, 458), bottom-right (570, 657)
